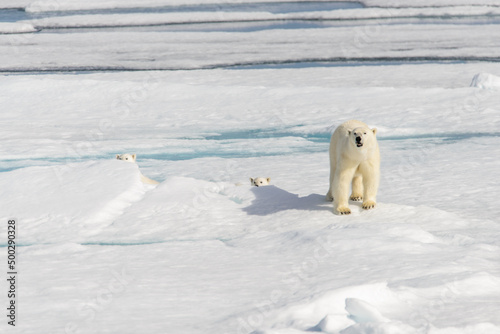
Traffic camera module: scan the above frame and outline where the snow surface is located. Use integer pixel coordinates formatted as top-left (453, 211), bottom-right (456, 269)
top-left (1, 1), bottom-right (500, 333)
top-left (23, 7), bottom-right (500, 30)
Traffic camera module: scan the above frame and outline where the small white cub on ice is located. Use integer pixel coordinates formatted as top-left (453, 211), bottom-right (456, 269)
top-left (116, 153), bottom-right (159, 185)
top-left (326, 120), bottom-right (380, 215)
top-left (116, 153), bottom-right (136, 162)
top-left (250, 177), bottom-right (271, 187)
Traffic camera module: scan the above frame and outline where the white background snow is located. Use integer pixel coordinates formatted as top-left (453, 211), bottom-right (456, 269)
top-left (1, 1), bottom-right (500, 333)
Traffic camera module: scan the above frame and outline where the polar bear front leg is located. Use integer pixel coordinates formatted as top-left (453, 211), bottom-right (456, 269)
top-left (350, 174), bottom-right (363, 201)
top-left (333, 165), bottom-right (357, 215)
top-left (360, 162), bottom-right (379, 210)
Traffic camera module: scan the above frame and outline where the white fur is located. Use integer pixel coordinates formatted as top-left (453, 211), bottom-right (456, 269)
top-left (116, 153), bottom-right (159, 185)
top-left (326, 120), bottom-right (380, 215)
top-left (250, 177), bottom-right (271, 187)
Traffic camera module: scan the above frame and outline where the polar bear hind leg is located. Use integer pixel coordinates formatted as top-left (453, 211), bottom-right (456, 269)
top-left (326, 141), bottom-right (337, 202)
top-left (326, 162), bottom-right (335, 202)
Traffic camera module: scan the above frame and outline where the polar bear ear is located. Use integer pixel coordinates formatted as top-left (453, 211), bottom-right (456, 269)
top-left (372, 128), bottom-right (377, 136)
top-left (132, 154), bottom-right (136, 161)
top-left (116, 154), bottom-right (120, 159)
top-left (250, 178), bottom-right (254, 185)
top-left (266, 177), bottom-right (271, 183)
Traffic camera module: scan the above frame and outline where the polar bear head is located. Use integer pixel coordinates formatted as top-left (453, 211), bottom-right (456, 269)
top-left (116, 153), bottom-right (136, 163)
top-left (250, 177), bottom-right (271, 187)
top-left (348, 127), bottom-right (377, 148)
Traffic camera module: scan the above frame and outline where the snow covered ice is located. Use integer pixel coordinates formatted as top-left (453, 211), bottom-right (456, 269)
top-left (1, 0), bottom-right (500, 333)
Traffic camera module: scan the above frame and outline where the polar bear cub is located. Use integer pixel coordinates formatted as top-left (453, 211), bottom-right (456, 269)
top-left (116, 153), bottom-right (159, 185)
top-left (326, 120), bottom-right (380, 215)
top-left (250, 177), bottom-right (271, 187)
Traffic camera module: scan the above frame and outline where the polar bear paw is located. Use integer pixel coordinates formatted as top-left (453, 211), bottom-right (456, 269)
top-left (350, 194), bottom-right (363, 201)
top-left (336, 205), bottom-right (351, 215)
top-left (362, 200), bottom-right (376, 210)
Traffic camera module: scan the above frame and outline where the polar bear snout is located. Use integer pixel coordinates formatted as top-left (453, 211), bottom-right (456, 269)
top-left (355, 136), bottom-right (363, 147)
top-left (354, 134), bottom-right (364, 147)
top-left (351, 128), bottom-right (368, 148)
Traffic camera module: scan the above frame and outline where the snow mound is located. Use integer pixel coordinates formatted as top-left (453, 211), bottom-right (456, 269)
top-left (342, 299), bottom-right (419, 334)
top-left (272, 283), bottom-right (402, 333)
top-left (470, 72), bottom-right (500, 89)
top-left (260, 270), bottom-right (500, 334)
top-left (0, 22), bottom-right (37, 34)
top-left (0, 160), bottom-right (148, 244)
top-left (311, 314), bottom-right (352, 333)
top-left (345, 298), bottom-right (389, 323)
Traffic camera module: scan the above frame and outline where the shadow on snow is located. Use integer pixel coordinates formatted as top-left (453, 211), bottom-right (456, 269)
top-left (242, 185), bottom-right (329, 216)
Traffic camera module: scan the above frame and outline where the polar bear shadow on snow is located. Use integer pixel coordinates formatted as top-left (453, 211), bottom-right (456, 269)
top-left (242, 185), bottom-right (330, 216)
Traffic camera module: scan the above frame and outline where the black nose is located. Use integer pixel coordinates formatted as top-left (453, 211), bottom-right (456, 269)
top-left (356, 136), bottom-right (361, 142)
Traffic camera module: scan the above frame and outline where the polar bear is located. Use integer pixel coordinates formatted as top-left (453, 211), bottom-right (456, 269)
top-left (116, 153), bottom-right (159, 185)
top-left (326, 120), bottom-right (380, 215)
top-left (250, 177), bottom-right (271, 187)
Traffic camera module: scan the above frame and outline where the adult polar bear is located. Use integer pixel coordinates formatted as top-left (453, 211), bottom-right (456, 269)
top-left (326, 120), bottom-right (380, 215)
